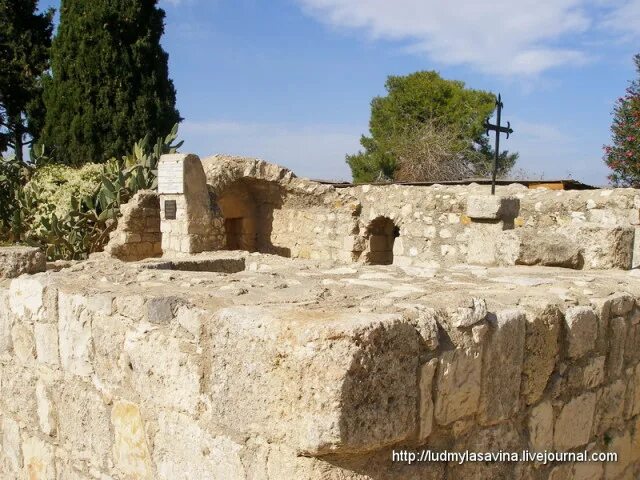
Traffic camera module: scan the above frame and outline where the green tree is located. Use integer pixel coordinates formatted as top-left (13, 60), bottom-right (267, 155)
top-left (40, 0), bottom-right (180, 166)
top-left (604, 54), bottom-right (640, 187)
top-left (0, 0), bottom-right (54, 163)
top-left (347, 71), bottom-right (518, 183)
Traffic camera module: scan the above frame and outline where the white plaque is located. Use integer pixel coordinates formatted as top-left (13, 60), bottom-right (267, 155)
top-left (158, 159), bottom-right (184, 194)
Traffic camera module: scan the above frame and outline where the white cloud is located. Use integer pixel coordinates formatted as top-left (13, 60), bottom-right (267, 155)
top-left (178, 120), bottom-right (362, 181)
top-left (601, 0), bottom-right (640, 38)
top-left (296, 0), bottom-right (638, 76)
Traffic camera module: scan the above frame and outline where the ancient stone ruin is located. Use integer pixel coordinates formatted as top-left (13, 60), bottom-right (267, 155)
top-left (1, 153), bottom-right (640, 479)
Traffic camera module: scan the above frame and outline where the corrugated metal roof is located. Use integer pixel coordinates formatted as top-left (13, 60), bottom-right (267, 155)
top-left (310, 178), bottom-right (597, 190)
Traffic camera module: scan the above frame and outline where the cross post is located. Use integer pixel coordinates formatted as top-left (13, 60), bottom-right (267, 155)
top-left (484, 94), bottom-right (513, 195)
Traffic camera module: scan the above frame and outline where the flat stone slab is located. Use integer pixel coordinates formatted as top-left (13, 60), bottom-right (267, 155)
top-left (0, 246), bottom-right (46, 279)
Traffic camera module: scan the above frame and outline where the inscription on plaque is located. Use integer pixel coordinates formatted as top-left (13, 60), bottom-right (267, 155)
top-left (158, 160), bottom-right (184, 194)
top-left (164, 200), bottom-right (177, 220)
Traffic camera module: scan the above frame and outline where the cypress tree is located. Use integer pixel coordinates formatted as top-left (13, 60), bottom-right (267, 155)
top-left (0, 0), bottom-right (54, 163)
top-left (40, 0), bottom-right (180, 165)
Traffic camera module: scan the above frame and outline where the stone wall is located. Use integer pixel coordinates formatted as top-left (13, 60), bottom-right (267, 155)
top-left (104, 191), bottom-right (162, 262)
top-left (1, 262), bottom-right (639, 479)
top-left (106, 155), bottom-right (639, 270)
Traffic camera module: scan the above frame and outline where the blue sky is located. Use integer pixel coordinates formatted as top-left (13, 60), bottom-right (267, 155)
top-left (39, 0), bottom-right (640, 185)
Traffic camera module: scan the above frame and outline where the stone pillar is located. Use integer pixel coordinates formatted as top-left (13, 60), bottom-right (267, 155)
top-left (158, 153), bottom-right (224, 255)
top-left (466, 195), bottom-right (520, 266)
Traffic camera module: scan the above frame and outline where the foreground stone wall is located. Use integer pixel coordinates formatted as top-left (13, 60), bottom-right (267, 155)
top-left (1, 263), bottom-right (639, 479)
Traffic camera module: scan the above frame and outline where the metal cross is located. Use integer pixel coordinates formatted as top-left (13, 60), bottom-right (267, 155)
top-left (484, 94), bottom-right (513, 195)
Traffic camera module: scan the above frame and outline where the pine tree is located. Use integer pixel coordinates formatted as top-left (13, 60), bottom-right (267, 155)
top-left (346, 71), bottom-right (518, 183)
top-left (0, 0), bottom-right (54, 163)
top-left (604, 54), bottom-right (640, 187)
top-left (40, 0), bottom-right (180, 165)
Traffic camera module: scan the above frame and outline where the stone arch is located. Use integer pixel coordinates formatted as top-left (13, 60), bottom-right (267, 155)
top-left (215, 177), bottom-right (290, 256)
top-left (363, 216), bottom-right (399, 265)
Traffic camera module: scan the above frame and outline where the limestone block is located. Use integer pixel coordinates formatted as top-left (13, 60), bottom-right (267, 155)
top-left (11, 323), bottom-right (36, 364)
top-left (572, 463), bottom-right (603, 480)
top-left (528, 401), bottom-right (554, 451)
top-left (597, 380), bottom-right (627, 436)
top-left (124, 324), bottom-right (202, 414)
top-left (452, 298), bottom-right (487, 328)
top-left (516, 231), bottom-right (583, 269)
top-left (0, 246), bottom-right (45, 279)
top-left (2, 416), bottom-right (22, 472)
top-left (554, 392), bottom-right (596, 450)
top-left (632, 364), bottom-right (640, 416)
top-left (434, 346), bottom-right (482, 426)
top-left (34, 323), bottom-right (59, 366)
top-left (9, 277), bottom-right (46, 320)
top-left (607, 316), bottom-right (627, 378)
top-left (0, 289), bottom-right (11, 354)
top-left (115, 294), bottom-right (146, 321)
top-left (22, 436), bottom-right (55, 480)
top-left (604, 430), bottom-right (632, 480)
top-left (56, 380), bottom-right (111, 469)
top-left (58, 292), bottom-right (94, 377)
top-left (479, 309), bottom-right (526, 425)
top-left (466, 195), bottom-right (520, 220)
top-left (153, 411), bottom-right (246, 480)
top-left (521, 304), bottom-right (561, 405)
top-left (111, 401), bottom-right (153, 480)
top-left (583, 356), bottom-right (606, 389)
top-left (91, 313), bottom-right (132, 387)
top-left (36, 381), bottom-right (57, 437)
top-left (609, 292), bottom-right (635, 317)
top-left (419, 359), bottom-right (437, 441)
top-left (146, 296), bottom-right (179, 324)
top-left (466, 223), bottom-right (502, 265)
top-left (1, 361), bottom-right (38, 421)
top-left (207, 307), bottom-right (421, 455)
top-left (571, 224), bottom-right (634, 269)
top-left (564, 306), bottom-right (597, 359)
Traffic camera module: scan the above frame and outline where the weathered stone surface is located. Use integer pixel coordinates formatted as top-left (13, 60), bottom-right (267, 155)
top-left (22, 435), bottom-right (55, 480)
top-left (528, 401), bottom-right (553, 451)
top-left (466, 195), bottom-right (519, 220)
top-left (208, 307), bottom-right (421, 455)
top-left (9, 277), bottom-right (46, 320)
top-left (521, 303), bottom-right (561, 405)
top-left (36, 381), bottom-right (57, 437)
top-left (479, 309), bottom-right (526, 425)
top-left (58, 292), bottom-right (94, 377)
top-left (2, 416), bottom-right (22, 472)
top-left (34, 323), bottom-right (59, 366)
top-left (124, 324), bottom-right (202, 414)
top-left (56, 380), bottom-right (111, 469)
top-left (435, 347), bottom-right (482, 425)
top-left (452, 298), bottom-right (487, 328)
top-left (516, 231), bottom-right (583, 269)
top-left (571, 224), bottom-right (634, 270)
top-left (564, 306), bottom-right (598, 359)
top-left (604, 430), bottom-right (632, 480)
top-left (607, 316), bottom-right (627, 378)
top-left (153, 411), bottom-right (245, 480)
top-left (419, 359), bottom-right (437, 441)
top-left (583, 356), bottom-right (606, 389)
top-left (554, 392), bottom-right (596, 450)
top-left (0, 246), bottom-right (45, 279)
top-left (111, 400), bottom-right (153, 480)
top-left (594, 379), bottom-right (626, 435)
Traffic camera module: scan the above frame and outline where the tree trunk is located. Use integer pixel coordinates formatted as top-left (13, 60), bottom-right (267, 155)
top-left (12, 122), bottom-right (23, 164)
